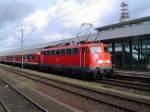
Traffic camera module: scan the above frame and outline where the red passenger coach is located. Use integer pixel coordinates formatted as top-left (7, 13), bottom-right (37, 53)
top-left (40, 41), bottom-right (113, 79)
top-left (0, 51), bottom-right (40, 66)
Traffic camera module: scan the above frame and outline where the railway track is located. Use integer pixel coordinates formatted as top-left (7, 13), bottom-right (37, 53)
top-left (99, 77), bottom-right (150, 92)
top-left (0, 99), bottom-right (8, 112)
top-left (0, 78), bottom-right (48, 112)
top-left (114, 71), bottom-right (150, 83)
top-left (1, 65), bottom-right (150, 112)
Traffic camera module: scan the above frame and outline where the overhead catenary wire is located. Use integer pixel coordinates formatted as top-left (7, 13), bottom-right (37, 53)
top-left (0, 0), bottom-right (15, 22)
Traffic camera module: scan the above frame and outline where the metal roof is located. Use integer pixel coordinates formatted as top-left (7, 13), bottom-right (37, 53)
top-left (0, 48), bottom-right (42, 56)
top-left (96, 16), bottom-right (150, 31)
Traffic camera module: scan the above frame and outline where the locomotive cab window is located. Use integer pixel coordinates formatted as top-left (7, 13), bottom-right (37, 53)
top-left (91, 47), bottom-right (101, 53)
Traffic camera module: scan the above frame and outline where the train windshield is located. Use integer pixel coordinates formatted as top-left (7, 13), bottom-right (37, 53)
top-left (91, 47), bottom-right (101, 53)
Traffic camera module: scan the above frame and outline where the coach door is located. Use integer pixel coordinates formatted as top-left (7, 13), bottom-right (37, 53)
top-left (80, 48), bottom-right (86, 67)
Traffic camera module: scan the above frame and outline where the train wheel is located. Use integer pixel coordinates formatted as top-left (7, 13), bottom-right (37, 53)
top-left (92, 73), bottom-right (101, 80)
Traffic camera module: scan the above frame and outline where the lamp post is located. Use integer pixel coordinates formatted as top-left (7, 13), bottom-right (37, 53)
top-left (18, 28), bottom-right (27, 69)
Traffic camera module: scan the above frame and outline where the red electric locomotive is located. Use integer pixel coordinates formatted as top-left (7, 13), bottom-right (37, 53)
top-left (40, 41), bottom-right (113, 79)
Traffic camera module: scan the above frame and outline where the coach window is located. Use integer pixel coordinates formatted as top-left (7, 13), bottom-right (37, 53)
top-left (25, 55), bottom-right (28, 59)
top-left (31, 55), bottom-right (33, 59)
top-left (43, 51), bottom-right (46, 56)
top-left (42, 51), bottom-right (45, 55)
top-left (30, 55), bottom-right (33, 59)
top-left (16, 56), bottom-right (18, 59)
top-left (41, 51), bottom-right (44, 55)
top-left (27, 55), bottom-right (30, 59)
top-left (24, 55), bottom-right (26, 59)
top-left (30, 55), bottom-right (32, 59)
top-left (33, 55), bottom-right (36, 60)
top-left (28, 55), bottom-right (30, 59)
top-left (44, 51), bottom-right (47, 56)
top-left (29, 55), bottom-right (31, 59)
top-left (34, 55), bottom-right (36, 59)
top-left (31, 55), bottom-right (33, 60)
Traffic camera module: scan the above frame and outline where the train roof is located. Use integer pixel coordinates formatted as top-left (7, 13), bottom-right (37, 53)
top-left (0, 48), bottom-right (42, 56)
top-left (42, 41), bottom-right (106, 51)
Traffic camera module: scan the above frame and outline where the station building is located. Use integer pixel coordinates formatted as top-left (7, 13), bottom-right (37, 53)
top-left (96, 16), bottom-right (150, 71)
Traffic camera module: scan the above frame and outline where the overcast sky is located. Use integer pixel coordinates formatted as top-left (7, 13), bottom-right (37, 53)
top-left (0, 0), bottom-right (150, 52)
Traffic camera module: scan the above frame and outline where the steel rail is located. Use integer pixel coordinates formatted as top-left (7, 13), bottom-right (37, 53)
top-left (2, 66), bottom-right (150, 112)
top-left (0, 99), bottom-right (10, 112)
top-left (99, 78), bottom-right (150, 92)
top-left (0, 78), bottom-right (48, 112)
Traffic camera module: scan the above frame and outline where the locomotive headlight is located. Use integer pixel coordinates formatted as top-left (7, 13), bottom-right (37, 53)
top-left (106, 60), bottom-right (111, 63)
top-left (98, 60), bottom-right (104, 64)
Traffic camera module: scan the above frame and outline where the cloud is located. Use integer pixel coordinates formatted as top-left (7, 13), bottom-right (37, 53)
top-left (0, 0), bottom-right (150, 52)
top-left (44, 33), bottom-right (72, 42)
top-left (58, 0), bottom-right (118, 27)
top-left (0, 0), bottom-right (38, 27)
top-left (0, 0), bottom-right (126, 51)
top-left (23, 6), bottom-right (56, 31)
top-left (23, 0), bottom-right (117, 31)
